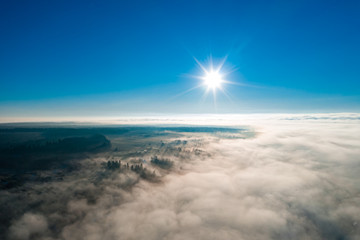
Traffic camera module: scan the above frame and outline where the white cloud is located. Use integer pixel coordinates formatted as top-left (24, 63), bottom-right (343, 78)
top-left (9, 213), bottom-right (48, 240)
top-left (4, 113), bottom-right (360, 240)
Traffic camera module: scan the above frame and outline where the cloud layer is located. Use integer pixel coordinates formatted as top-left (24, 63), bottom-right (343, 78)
top-left (2, 114), bottom-right (360, 240)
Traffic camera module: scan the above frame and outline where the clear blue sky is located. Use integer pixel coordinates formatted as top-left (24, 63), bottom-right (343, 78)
top-left (1, 0), bottom-right (359, 118)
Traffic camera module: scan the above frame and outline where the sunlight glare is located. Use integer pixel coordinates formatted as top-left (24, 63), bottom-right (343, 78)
top-left (204, 70), bottom-right (223, 89)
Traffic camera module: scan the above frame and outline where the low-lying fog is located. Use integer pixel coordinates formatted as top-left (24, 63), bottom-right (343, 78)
top-left (1, 114), bottom-right (359, 240)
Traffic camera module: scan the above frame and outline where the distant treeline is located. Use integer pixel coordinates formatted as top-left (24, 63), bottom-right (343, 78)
top-left (0, 134), bottom-right (111, 170)
top-left (150, 156), bottom-right (173, 169)
top-left (0, 126), bottom-right (242, 140)
top-left (104, 160), bottom-right (156, 181)
top-left (1, 134), bottom-right (110, 154)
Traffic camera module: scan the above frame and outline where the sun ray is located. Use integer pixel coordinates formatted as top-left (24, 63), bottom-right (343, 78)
top-left (193, 56), bottom-right (208, 74)
top-left (216, 55), bottom-right (228, 72)
top-left (218, 87), bottom-right (234, 104)
top-left (170, 84), bottom-right (203, 100)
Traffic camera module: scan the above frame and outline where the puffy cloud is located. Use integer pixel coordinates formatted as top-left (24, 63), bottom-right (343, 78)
top-left (8, 213), bottom-right (48, 240)
top-left (2, 113), bottom-right (360, 240)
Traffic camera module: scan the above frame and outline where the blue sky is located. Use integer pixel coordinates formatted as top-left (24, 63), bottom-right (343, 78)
top-left (0, 0), bottom-right (359, 118)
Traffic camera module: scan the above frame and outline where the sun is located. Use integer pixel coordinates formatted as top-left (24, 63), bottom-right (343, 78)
top-left (172, 55), bottom-right (235, 102)
top-left (203, 70), bottom-right (223, 90)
